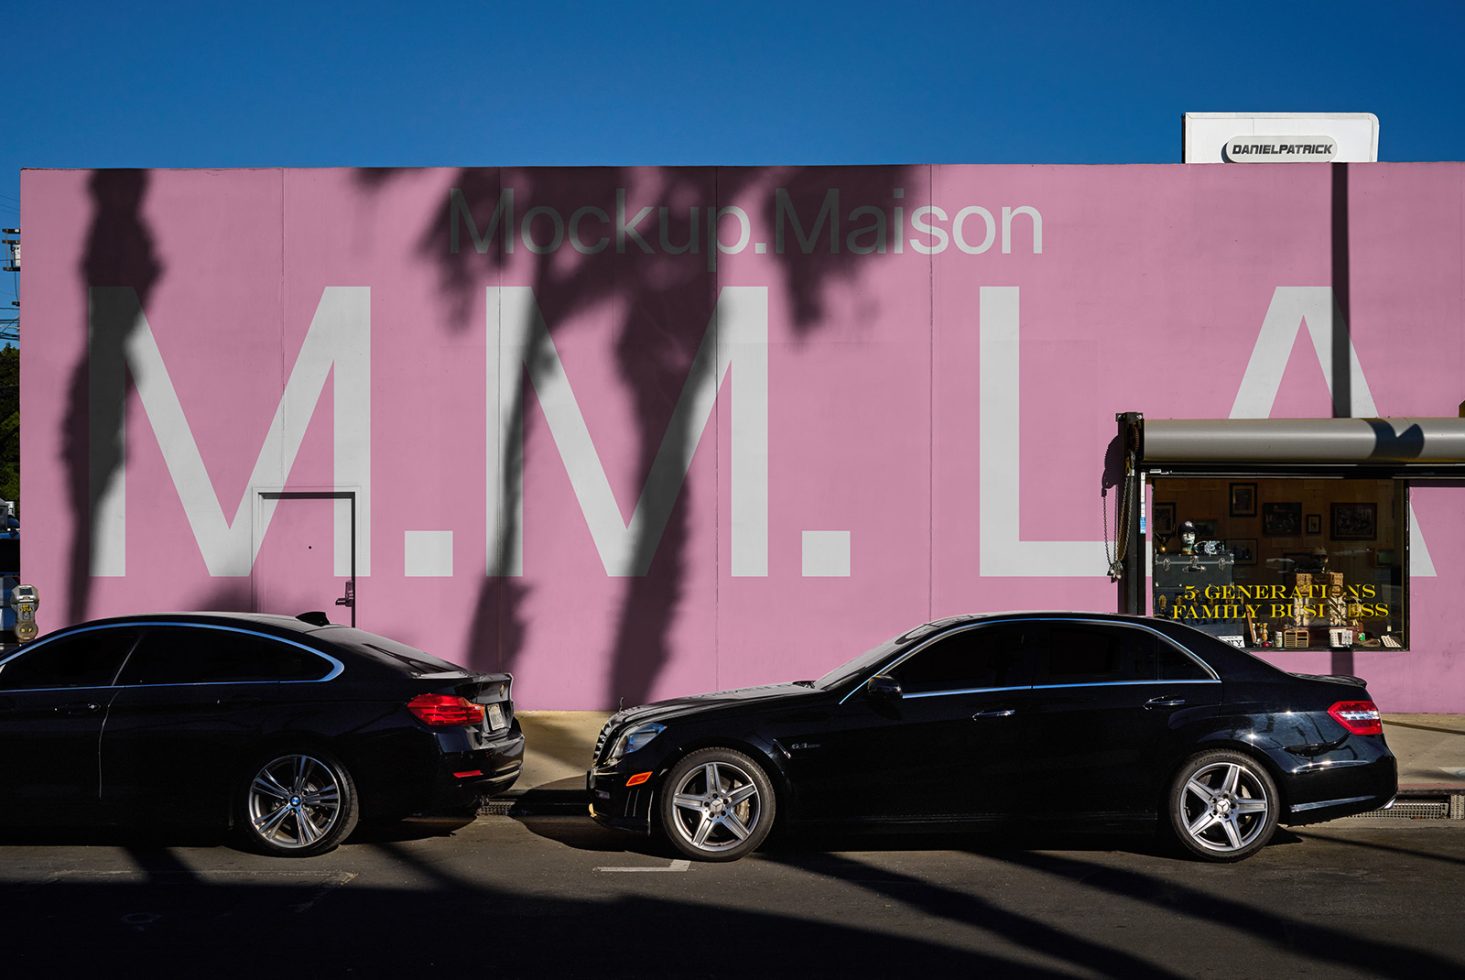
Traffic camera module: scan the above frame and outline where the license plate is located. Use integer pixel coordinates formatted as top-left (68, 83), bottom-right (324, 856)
top-left (485, 703), bottom-right (505, 730)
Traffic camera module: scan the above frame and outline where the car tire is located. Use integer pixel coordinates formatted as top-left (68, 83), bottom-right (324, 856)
top-left (1167, 749), bottom-right (1279, 862)
top-left (659, 747), bottom-right (776, 862)
top-left (238, 749), bottom-right (360, 857)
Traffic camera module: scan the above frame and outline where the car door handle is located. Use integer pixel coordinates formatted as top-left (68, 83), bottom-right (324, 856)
top-left (972, 708), bottom-right (1017, 719)
top-left (217, 695), bottom-right (263, 706)
top-left (54, 702), bottom-right (102, 716)
top-left (1145, 696), bottom-right (1187, 709)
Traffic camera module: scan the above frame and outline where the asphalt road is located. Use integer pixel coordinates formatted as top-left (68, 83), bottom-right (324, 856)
top-left (1, 816), bottom-right (1462, 978)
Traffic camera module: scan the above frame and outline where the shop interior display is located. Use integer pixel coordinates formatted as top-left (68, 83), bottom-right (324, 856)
top-left (1150, 478), bottom-right (1403, 651)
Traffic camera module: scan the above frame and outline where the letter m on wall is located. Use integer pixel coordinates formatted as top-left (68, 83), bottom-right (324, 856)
top-left (487, 286), bottom-right (768, 577)
top-left (89, 287), bottom-right (371, 577)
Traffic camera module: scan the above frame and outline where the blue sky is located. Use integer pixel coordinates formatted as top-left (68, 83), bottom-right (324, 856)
top-left (6, 0), bottom-right (1465, 318)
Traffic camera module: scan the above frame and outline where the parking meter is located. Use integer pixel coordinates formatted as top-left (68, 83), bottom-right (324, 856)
top-left (12, 584), bottom-right (38, 643)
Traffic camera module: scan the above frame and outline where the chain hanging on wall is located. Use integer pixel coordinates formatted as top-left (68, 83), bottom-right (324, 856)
top-left (1103, 449), bottom-right (1137, 582)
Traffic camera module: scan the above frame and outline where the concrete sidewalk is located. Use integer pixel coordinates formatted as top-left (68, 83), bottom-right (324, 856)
top-left (1382, 714), bottom-right (1465, 789)
top-left (496, 711), bottom-right (1465, 819)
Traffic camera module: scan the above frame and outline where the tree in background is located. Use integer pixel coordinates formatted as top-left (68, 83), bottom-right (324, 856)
top-left (0, 346), bottom-right (17, 510)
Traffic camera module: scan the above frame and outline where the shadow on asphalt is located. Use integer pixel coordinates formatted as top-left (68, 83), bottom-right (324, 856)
top-left (969, 844), bottom-right (1464, 979)
top-left (515, 814), bottom-right (677, 857)
top-left (770, 828), bottom-right (1179, 860)
top-left (0, 813), bottom-right (1317, 863)
top-left (0, 875), bottom-right (1058, 976)
top-left (762, 840), bottom-right (1464, 980)
top-left (3, 818), bottom-right (1459, 976)
top-left (0, 815), bottom-right (476, 852)
top-left (0, 825), bottom-right (231, 849)
top-left (1293, 826), bottom-right (1465, 867)
top-left (513, 812), bottom-right (1310, 861)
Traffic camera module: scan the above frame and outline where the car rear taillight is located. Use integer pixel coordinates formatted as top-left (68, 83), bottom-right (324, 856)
top-left (407, 693), bottom-right (486, 728)
top-left (1328, 700), bottom-right (1383, 736)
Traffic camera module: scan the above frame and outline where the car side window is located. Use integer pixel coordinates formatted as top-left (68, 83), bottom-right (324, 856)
top-left (890, 625), bottom-right (1029, 694)
top-left (116, 627), bottom-right (331, 685)
top-left (1040, 624), bottom-right (1210, 684)
top-left (1154, 638), bottom-right (1211, 680)
top-left (0, 628), bottom-right (141, 690)
top-left (1042, 624), bottom-right (1150, 684)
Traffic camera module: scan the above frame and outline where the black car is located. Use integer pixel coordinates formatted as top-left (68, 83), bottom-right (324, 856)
top-left (589, 612), bottom-right (1397, 862)
top-left (0, 613), bottom-right (523, 855)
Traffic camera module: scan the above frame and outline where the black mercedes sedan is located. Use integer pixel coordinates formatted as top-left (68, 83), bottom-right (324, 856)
top-left (588, 612), bottom-right (1397, 862)
top-left (0, 613), bottom-right (523, 856)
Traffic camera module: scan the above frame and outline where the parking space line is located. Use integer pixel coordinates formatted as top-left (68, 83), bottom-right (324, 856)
top-left (594, 860), bottom-right (691, 873)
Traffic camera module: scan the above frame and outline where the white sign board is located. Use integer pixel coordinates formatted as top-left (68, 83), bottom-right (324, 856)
top-left (1184, 113), bottom-right (1378, 163)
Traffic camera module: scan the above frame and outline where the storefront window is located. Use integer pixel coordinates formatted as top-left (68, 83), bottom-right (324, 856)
top-left (1149, 478), bottom-right (1405, 651)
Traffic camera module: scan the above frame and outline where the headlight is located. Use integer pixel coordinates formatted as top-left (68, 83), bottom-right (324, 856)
top-left (607, 722), bottom-right (665, 764)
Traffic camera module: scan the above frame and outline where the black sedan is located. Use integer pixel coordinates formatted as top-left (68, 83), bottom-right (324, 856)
top-left (0, 612), bottom-right (523, 855)
top-left (589, 612), bottom-right (1397, 862)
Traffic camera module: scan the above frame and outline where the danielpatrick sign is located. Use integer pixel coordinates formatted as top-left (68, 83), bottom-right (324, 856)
top-left (19, 165), bottom-right (1465, 710)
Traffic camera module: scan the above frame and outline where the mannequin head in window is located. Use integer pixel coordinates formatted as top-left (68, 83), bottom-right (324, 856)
top-left (1178, 521), bottom-right (1197, 556)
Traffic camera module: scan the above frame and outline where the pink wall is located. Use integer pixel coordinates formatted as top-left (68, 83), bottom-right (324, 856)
top-left (20, 164), bottom-right (1465, 710)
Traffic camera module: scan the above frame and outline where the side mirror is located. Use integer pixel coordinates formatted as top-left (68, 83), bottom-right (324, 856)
top-left (866, 674), bottom-right (903, 700)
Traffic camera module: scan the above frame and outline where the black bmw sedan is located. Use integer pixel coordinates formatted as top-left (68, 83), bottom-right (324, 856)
top-left (588, 612), bottom-right (1397, 862)
top-left (0, 613), bottom-right (523, 856)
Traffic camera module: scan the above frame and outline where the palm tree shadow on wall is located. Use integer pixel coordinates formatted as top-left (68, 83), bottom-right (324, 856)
top-left (63, 170), bottom-right (163, 624)
top-left (368, 165), bottom-right (915, 707)
top-left (57, 164), bottom-right (914, 705)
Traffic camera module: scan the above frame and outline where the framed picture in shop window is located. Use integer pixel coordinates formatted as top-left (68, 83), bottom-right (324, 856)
top-left (1228, 482), bottom-right (1257, 517)
top-left (1262, 502), bottom-right (1302, 536)
top-left (1331, 502), bottom-right (1377, 540)
top-left (1228, 539), bottom-right (1257, 565)
top-left (1306, 513), bottom-right (1322, 535)
top-left (1153, 502), bottom-right (1176, 536)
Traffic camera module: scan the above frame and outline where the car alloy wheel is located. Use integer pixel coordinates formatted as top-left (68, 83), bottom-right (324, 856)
top-left (242, 750), bottom-right (359, 857)
top-left (1169, 750), bottom-right (1278, 861)
top-left (660, 747), bottom-right (776, 862)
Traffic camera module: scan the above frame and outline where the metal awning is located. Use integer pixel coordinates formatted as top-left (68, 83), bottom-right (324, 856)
top-left (1110, 413), bottom-right (1465, 614)
top-left (1140, 417), bottom-right (1465, 466)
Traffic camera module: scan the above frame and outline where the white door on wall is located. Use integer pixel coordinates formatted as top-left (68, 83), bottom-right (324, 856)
top-left (251, 491), bottom-right (357, 626)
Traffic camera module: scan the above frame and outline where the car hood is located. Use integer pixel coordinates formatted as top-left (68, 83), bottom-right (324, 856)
top-left (613, 682), bottom-right (822, 727)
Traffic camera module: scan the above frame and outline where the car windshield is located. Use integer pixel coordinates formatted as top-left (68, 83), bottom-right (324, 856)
top-left (814, 617), bottom-right (980, 690)
top-left (814, 640), bottom-right (902, 690)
